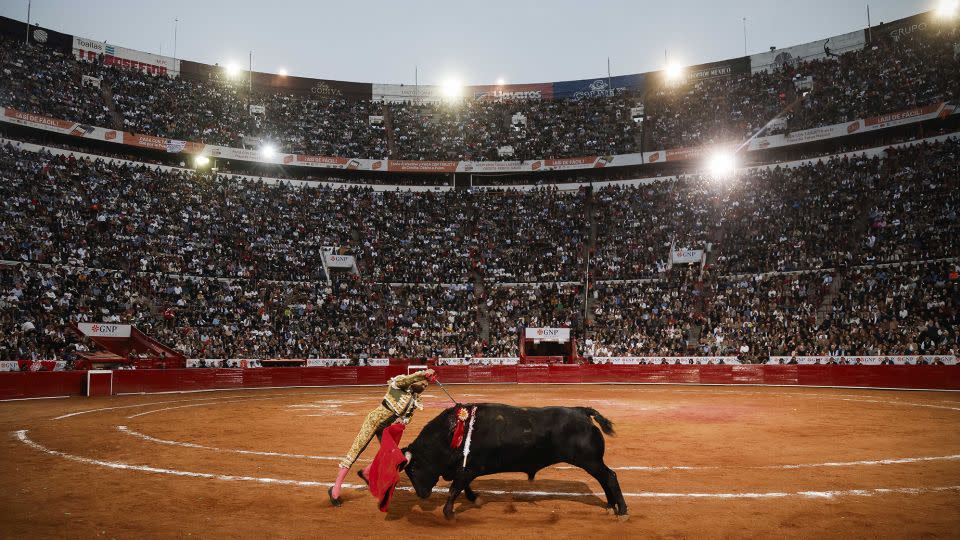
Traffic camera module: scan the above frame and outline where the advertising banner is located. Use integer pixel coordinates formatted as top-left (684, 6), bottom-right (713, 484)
top-left (860, 102), bottom-right (956, 129)
top-left (2, 107), bottom-right (77, 131)
top-left (386, 160), bottom-right (458, 173)
top-left (276, 77), bottom-right (372, 100)
top-left (324, 254), bottom-right (356, 268)
top-left (0, 17), bottom-right (74, 53)
top-left (524, 327), bottom-right (571, 342)
top-left (178, 59), bottom-right (213, 81)
top-left (594, 356), bottom-right (740, 365)
top-left (286, 154), bottom-right (355, 168)
top-left (747, 102), bottom-right (957, 151)
top-left (871, 12), bottom-right (934, 43)
top-left (651, 57), bottom-right (751, 86)
top-left (750, 29), bottom-right (865, 73)
top-left (77, 323), bottom-right (132, 338)
top-left (645, 146), bottom-right (707, 164)
top-left (438, 357), bottom-right (519, 365)
top-left (685, 56), bottom-right (750, 81)
top-left (767, 355), bottom-right (957, 365)
top-left (364, 358), bottom-right (391, 366)
top-left (306, 358), bottom-right (352, 367)
top-left (552, 73), bottom-right (646, 99)
top-left (73, 36), bottom-right (180, 77)
top-left (225, 359), bottom-right (262, 368)
top-left (186, 359), bottom-right (225, 368)
top-left (372, 83), bottom-right (444, 103)
top-left (177, 65), bottom-right (372, 100)
top-left (670, 248), bottom-right (704, 264)
top-left (469, 82), bottom-right (554, 101)
top-left (121, 131), bottom-right (205, 154)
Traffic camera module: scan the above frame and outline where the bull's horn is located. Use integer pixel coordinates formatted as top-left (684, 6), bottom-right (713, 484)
top-left (404, 451), bottom-right (412, 462)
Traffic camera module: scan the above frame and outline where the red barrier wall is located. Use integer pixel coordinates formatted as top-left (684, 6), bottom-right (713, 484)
top-left (2, 365), bottom-right (959, 400)
top-left (0, 371), bottom-right (88, 400)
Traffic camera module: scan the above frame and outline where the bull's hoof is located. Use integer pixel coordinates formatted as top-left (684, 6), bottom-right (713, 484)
top-left (443, 506), bottom-right (456, 521)
top-left (606, 506), bottom-right (615, 515)
top-left (464, 491), bottom-right (478, 503)
top-left (617, 514), bottom-right (630, 522)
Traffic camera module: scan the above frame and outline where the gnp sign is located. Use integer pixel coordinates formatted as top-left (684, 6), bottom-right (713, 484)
top-left (324, 254), bottom-right (356, 268)
top-left (525, 327), bottom-right (571, 342)
top-left (671, 248), bottom-right (704, 264)
top-left (77, 323), bottom-right (132, 338)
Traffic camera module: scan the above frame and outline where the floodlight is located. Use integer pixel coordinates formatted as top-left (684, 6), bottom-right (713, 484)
top-left (441, 79), bottom-right (463, 99)
top-left (707, 150), bottom-right (737, 178)
top-left (496, 78), bottom-right (506, 86)
top-left (665, 62), bottom-right (685, 82)
top-left (260, 144), bottom-right (277, 159)
top-left (194, 155), bottom-right (210, 167)
top-left (935, 0), bottom-right (958, 18)
top-left (225, 63), bottom-right (241, 78)
top-left (278, 68), bottom-right (288, 77)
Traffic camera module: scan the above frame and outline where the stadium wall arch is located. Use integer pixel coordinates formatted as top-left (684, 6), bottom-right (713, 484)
top-left (2, 364), bottom-right (959, 400)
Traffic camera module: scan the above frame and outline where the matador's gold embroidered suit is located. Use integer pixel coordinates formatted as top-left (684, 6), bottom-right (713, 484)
top-left (339, 370), bottom-right (432, 469)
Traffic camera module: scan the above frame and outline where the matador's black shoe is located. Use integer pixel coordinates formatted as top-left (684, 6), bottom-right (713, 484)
top-left (328, 487), bottom-right (343, 507)
top-left (357, 469), bottom-right (369, 486)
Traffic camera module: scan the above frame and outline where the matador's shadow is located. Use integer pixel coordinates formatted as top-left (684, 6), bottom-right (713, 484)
top-left (385, 478), bottom-right (604, 524)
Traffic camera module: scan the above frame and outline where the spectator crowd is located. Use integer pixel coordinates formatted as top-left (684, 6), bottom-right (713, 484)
top-left (0, 135), bottom-right (957, 363)
top-left (1, 19), bottom-right (956, 159)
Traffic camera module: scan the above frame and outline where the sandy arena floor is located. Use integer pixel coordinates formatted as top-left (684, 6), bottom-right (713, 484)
top-left (1, 384), bottom-right (959, 538)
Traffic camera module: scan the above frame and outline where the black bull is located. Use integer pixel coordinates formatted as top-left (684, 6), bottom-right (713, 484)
top-left (401, 404), bottom-right (628, 519)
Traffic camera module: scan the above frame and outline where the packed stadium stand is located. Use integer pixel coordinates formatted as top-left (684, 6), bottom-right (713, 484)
top-left (0, 10), bottom-right (957, 370)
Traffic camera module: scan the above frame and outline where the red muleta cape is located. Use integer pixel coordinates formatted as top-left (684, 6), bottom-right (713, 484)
top-left (367, 422), bottom-right (407, 512)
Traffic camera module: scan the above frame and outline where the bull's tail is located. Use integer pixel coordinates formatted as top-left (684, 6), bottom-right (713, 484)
top-left (577, 407), bottom-right (615, 436)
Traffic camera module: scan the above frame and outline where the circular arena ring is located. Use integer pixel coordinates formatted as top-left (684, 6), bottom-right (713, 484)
top-left (2, 384), bottom-right (959, 537)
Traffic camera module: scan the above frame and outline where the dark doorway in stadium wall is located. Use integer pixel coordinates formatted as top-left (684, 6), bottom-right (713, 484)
top-left (520, 329), bottom-right (577, 364)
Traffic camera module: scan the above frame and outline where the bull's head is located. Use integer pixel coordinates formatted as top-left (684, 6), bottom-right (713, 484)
top-left (401, 406), bottom-right (466, 499)
top-left (401, 447), bottom-right (440, 499)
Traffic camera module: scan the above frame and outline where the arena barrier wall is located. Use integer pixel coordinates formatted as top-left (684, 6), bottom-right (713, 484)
top-left (2, 365), bottom-right (959, 400)
top-left (0, 371), bottom-right (89, 400)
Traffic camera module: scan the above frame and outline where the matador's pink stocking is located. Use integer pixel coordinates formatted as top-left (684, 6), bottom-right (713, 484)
top-left (331, 466), bottom-right (350, 499)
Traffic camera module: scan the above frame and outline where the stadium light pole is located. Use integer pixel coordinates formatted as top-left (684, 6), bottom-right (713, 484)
top-left (25, 0), bottom-right (30, 45)
top-left (173, 18), bottom-right (178, 63)
top-left (607, 57), bottom-right (612, 92)
top-left (743, 18), bottom-right (747, 56)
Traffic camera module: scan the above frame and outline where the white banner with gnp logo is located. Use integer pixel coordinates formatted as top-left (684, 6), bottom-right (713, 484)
top-left (324, 254), bottom-right (355, 268)
top-left (77, 323), bottom-right (132, 338)
top-left (670, 248), bottom-right (704, 264)
top-left (524, 328), bottom-right (571, 342)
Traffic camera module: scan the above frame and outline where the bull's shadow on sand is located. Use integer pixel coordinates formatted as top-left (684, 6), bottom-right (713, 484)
top-left (385, 478), bottom-right (604, 524)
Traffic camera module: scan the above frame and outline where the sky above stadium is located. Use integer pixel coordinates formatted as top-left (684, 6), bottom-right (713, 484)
top-left (1, 0), bottom-right (931, 84)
